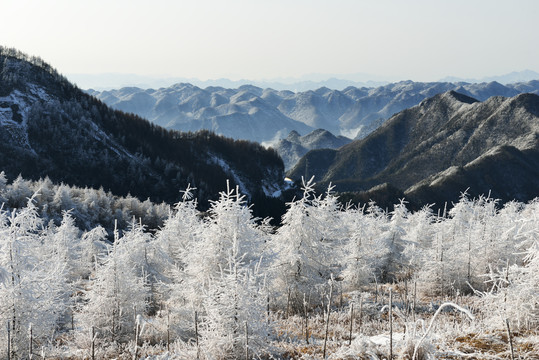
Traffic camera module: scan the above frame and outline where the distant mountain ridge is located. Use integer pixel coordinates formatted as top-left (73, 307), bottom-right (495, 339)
top-left (90, 80), bottom-right (539, 147)
top-left (71, 70), bottom-right (539, 91)
top-left (72, 73), bottom-right (390, 92)
top-left (272, 129), bottom-right (352, 170)
top-left (440, 69), bottom-right (539, 84)
top-left (287, 91), bottom-right (539, 208)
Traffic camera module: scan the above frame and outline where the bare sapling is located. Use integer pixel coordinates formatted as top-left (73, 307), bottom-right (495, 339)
top-left (405, 278), bottom-right (409, 316)
top-left (389, 288), bottom-right (393, 360)
top-left (359, 296), bottom-right (363, 336)
top-left (323, 278), bottom-right (334, 359)
top-left (413, 281), bottom-right (417, 323)
top-left (286, 286), bottom-right (292, 319)
top-left (133, 315), bottom-right (140, 360)
top-left (91, 326), bottom-right (95, 360)
top-left (29, 324), bottom-right (32, 360)
top-left (348, 303), bottom-right (354, 346)
top-left (7, 321), bottom-right (11, 360)
top-left (195, 311), bottom-right (199, 360)
top-left (245, 322), bottom-right (249, 360)
top-left (505, 318), bottom-right (515, 360)
top-left (303, 293), bottom-right (309, 344)
top-left (167, 306), bottom-right (170, 353)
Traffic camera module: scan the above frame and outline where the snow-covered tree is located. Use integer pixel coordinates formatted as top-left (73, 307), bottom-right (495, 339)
top-left (182, 181), bottom-right (268, 306)
top-left (479, 199), bottom-right (539, 331)
top-left (200, 236), bottom-right (269, 359)
top-left (269, 177), bottom-right (335, 311)
top-left (401, 205), bottom-right (434, 280)
top-left (155, 184), bottom-right (201, 269)
top-left (5, 174), bottom-right (33, 208)
top-left (165, 182), bottom-right (272, 357)
top-left (0, 197), bottom-right (68, 358)
top-left (0, 171), bottom-right (7, 204)
top-left (380, 200), bottom-right (410, 282)
top-left (75, 224), bottom-right (149, 345)
top-left (78, 225), bottom-right (109, 279)
top-left (341, 202), bottom-right (391, 291)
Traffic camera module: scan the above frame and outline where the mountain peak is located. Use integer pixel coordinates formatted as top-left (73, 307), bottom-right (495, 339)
top-left (286, 130), bottom-right (301, 141)
top-left (444, 90), bottom-right (479, 104)
top-left (275, 128), bottom-right (352, 170)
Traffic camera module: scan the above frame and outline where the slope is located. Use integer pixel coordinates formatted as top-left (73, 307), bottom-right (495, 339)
top-left (0, 47), bottom-right (285, 217)
top-left (287, 91), bottom-right (539, 206)
top-left (271, 129), bottom-right (352, 170)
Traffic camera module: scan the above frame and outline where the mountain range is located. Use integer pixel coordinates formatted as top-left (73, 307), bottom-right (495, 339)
top-left (70, 73), bottom-right (391, 92)
top-left (71, 70), bottom-right (539, 92)
top-left (89, 79), bottom-right (539, 150)
top-left (0, 47), bottom-right (285, 220)
top-left (287, 91), bottom-right (539, 208)
top-left (440, 69), bottom-right (539, 84)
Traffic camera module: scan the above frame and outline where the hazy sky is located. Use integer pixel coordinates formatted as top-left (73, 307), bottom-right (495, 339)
top-left (2, 0), bottom-right (538, 84)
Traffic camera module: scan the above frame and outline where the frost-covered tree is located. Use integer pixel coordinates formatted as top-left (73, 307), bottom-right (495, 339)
top-left (153, 186), bottom-right (204, 338)
top-left (380, 200), bottom-right (410, 282)
top-left (75, 224), bottom-right (149, 345)
top-left (77, 225), bottom-right (109, 279)
top-left (479, 199), bottom-right (539, 331)
top-left (200, 236), bottom-right (269, 359)
top-left (155, 184), bottom-right (201, 269)
top-left (167, 182), bottom-right (272, 357)
top-left (269, 177), bottom-right (335, 311)
top-left (341, 202), bottom-right (391, 291)
top-left (0, 171), bottom-right (7, 204)
top-left (5, 174), bottom-right (33, 208)
top-left (119, 218), bottom-right (171, 314)
top-left (181, 181), bottom-right (269, 307)
top-left (0, 197), bottom-right (68, 358)
top-left (46, 211), bottom-right (82, 281)
top-left (401, 205), bottom-right (434, 280)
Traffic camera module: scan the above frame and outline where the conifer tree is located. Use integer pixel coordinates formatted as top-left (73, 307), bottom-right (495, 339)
top-left (179, 182), bottom-right (271, 358)
top-left (75, 224), bottom-right (149, 345)
top-left (0, 197), bottom-right (68, 358)
top-left (270, 177), bottom-right (334, 311)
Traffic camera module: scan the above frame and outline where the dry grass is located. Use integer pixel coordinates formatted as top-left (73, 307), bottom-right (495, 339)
top-left (16, 283), bottom-right (538, 359)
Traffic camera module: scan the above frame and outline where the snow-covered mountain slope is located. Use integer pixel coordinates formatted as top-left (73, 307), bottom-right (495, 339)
top-left (90, 84), bottom-right (313, 143)
top-left (288, 91), bottom-right (539, 208)
top-left (89, 80), bottom-right (539, 144)
top-left (271, 129), bottom-right (352, 170)
top-left (0, 47), bottom-right (286, 219)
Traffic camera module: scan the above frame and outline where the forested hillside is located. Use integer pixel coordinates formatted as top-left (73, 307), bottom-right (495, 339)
top-left (0, 47), bottom-right (285, 219)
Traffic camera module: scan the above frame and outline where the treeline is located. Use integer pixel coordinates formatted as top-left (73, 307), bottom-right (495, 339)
top-left (0, 46), bottom-right (75, 97)
top-left (0, 171), bottom-right (169, 232)
top-left (0, 179), bottom-right (537, 358)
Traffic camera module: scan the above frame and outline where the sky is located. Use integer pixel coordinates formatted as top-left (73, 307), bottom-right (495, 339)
top-left (1, 0), bottom-right (538, 87)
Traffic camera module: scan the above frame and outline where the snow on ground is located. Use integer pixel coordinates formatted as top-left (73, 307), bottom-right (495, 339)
top-left (210, 154), bottom-right (251, 197)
